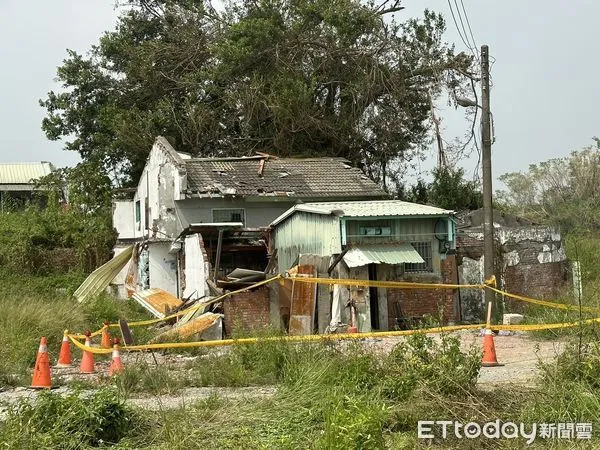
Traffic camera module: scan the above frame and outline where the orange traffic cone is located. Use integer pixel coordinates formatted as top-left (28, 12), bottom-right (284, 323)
top-left (80, 331), bottom-right (95, 374)
top-left (482, 328), bottom-right (500, 367)
top-left (101, 322), bottom-right (111, 349)
top-left (31, 337), bottom-right (52, 389)
top-left (56, 330), bottom-right (72, 368)
top-left (108, 338), bottom-right (124, 376)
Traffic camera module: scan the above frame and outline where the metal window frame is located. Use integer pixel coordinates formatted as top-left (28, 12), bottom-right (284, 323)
top-left (404, 241), bottom-right (433, 273)
top-left (211, 208), bottom-right (246, 225)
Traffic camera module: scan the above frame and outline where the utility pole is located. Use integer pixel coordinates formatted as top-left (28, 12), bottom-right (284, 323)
top-left (480, 44), bottom-right (496, 323)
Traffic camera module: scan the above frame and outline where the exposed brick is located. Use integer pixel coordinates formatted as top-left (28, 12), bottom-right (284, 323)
top-left (504, 261), bottom-right (568, 312)
top-left (386, 255), bottom-right (457, 329)
top-left (223, 286), bottom-right (271, 336)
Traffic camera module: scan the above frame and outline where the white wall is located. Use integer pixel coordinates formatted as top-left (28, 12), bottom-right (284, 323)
top-left (132, 139), bottom-right (186, 240)
top-left (149, 242), bottom-right (178, 296)
top-left (183, 234), bottom-right (209, 300)
top-left (112, 200), bottom-right (135, 239)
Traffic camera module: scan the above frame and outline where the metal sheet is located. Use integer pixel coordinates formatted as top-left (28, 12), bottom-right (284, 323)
top-left (289, 265), bottom-right (317, 335)
top-left (271, 200), bottom-right (453, 226)
top-left (150, 313), bottom-right (223, 342)
top-left (343, 244), bottom-right (424, 268)
top-left (74, 245), bottom-right (134, 303)
top-left (0, 162), bottom-right (54, 184)
top-left (132, 288), bottom-right (183, 318)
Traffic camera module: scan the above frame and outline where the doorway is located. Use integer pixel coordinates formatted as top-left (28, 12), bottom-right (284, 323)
top-left (368, 263), bottom-right (379, 329)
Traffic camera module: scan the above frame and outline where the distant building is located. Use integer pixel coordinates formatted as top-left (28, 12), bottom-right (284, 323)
top-left (0, 162), bottom-right (55, 210)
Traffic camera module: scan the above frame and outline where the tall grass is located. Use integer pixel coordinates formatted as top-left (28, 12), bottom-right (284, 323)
top-left (0, 272), bottom-right (154, 384)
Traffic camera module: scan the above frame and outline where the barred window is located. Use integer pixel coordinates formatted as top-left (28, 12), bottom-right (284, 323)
top-left (405, 241), bottom-right (433, 273)
top-left (212, 208), bottom-right (245, 225)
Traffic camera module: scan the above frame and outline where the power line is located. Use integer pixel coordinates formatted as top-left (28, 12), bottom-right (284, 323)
top-left (453, 0), bottom-right (474, 52)
top-left (459, 0), bottom-right (478, 52)
top-left (447, 0), bottom-right (472, 53)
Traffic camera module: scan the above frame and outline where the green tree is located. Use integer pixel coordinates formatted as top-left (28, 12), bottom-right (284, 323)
top-left (428, 166), bottom-right (482, 210)
top-left (41, 0), bottom-right (474, 187)
top-left (393, 166), bottom-right (482, 211)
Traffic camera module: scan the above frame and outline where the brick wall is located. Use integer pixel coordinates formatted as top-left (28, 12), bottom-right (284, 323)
top-left (504, 261), bottom-right (568, 312)
top-left (386, 256), bottom-right (456, 329)
top-left (223, 286), bottom-right (271, 336)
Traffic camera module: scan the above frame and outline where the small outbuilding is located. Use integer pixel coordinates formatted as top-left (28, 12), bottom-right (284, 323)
top-left (270, 200), bottom-right (459, 333)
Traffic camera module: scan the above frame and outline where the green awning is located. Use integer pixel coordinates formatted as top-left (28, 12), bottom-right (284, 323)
top-left (343, 244), bottom-right (424, 268)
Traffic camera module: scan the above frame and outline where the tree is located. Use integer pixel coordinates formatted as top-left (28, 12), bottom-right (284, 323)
top-left (497, 139), bottom-right (600, 231)
top-left (393, 166), bottom-right (482, 211)
top-left (428, 167), bottom-right (482, 211)
top-left (41, 0), bottom-right (475, 187)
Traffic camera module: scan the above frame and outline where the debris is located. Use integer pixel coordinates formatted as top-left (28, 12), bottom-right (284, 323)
top-left (216, 268), bottom-right (266, 289)
top-left (73, 245), bottom-right (134, 303)
top-left (150, 313), bottom-right (223, 343)
top-left (131, 288), bottom-right (183, 318)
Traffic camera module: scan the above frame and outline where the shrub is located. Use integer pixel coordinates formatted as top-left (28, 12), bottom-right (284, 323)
top-left (383, 333), bottom-right (481, 400)
top-left (0, 388), bottom-right (141, 448)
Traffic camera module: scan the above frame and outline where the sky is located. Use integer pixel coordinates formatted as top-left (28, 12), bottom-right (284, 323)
top-left (0, 0), bottom-right (598, 184)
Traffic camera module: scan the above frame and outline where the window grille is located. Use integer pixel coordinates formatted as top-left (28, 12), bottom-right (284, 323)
top-left (212, 208), bottom-right (245, 225)
top-left (405, 241), bottom-right (433, 273)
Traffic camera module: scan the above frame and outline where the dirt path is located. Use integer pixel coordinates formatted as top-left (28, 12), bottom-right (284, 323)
top-left (0, 332), bottom-right (563, 417)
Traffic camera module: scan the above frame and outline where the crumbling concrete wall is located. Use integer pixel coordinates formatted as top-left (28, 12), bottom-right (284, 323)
top-left (128, 137), bottom-right (187, 241)
top-left (457, 225), bottom-right (569, 320)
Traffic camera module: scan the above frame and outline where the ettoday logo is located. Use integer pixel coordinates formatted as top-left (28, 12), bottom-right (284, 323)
top-left (418, 420), bottom-right (592, 444)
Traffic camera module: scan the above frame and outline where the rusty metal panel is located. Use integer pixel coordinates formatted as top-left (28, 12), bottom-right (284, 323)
top-left (288, 265), bottom-right (317, 335)
top-left (151, 313), bottom-right (222, 342)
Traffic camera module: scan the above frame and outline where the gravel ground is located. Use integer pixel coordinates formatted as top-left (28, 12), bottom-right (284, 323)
top-left (0, 331), bottom-right (563, 418)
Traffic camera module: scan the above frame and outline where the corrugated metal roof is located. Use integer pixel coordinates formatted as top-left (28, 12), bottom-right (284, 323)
top-left (271, 200), bottom-right (453, 226)
top-left (343, 244), bottom-right (425, 268)
top-left (0, 162), bottom-right (54, 184)
top-left (74, 246), bottom-right (134, 303)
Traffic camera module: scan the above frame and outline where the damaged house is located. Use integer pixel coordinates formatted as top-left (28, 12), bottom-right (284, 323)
top-left (269, 200), bottom-right (458, 334)
top-left (456, 209), bottom-right (569, 320)
top-left (110, 136), bottom-right (388, 303)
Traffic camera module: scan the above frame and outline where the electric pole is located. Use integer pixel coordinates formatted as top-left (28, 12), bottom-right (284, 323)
top-left (480, 44), bottom-right (496, 323)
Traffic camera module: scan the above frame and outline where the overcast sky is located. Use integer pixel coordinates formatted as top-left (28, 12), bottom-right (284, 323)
top-left (0, 0), bottom-right (598, 183)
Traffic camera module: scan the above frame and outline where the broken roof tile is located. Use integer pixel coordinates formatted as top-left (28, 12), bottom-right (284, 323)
top-left (185, 157), bottom-right (388, 199)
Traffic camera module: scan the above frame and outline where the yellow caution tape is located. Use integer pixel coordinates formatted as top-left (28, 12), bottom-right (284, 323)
top-left (75, 274), bottom-right (283, 337)
top-left (285, 276), bottom-right (484, 290)
top-left (70, 273), bottom-right (600, 344)
top-left (288, 275), bottom-right (600, 314)
top-left (66, 317), bottom-right (600, 355)
top-left (486, 286), bottom-right (600, 313)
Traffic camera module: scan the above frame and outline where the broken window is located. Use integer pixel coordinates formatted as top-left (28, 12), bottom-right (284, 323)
top-left (212, 208), bottom-right (245, 225)
top-left (135, 200), bottom-right (141, 230)
top-left (405, 241), bottom-right (433, 273)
